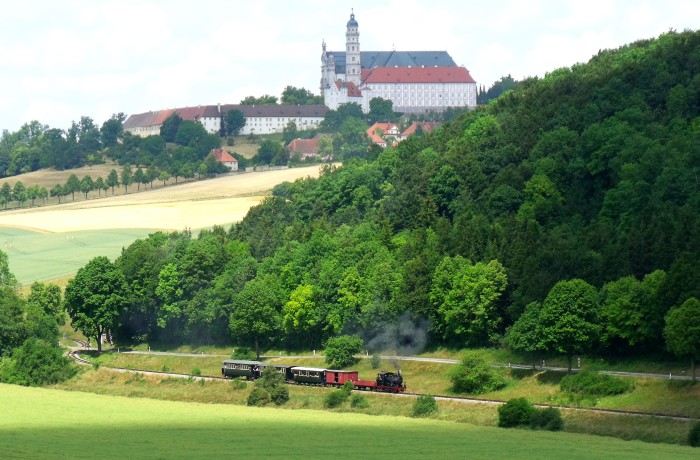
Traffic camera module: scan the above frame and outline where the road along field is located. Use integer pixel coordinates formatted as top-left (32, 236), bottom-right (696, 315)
top-left (0, 165), bottom-right (326, 284)
top-left (2, 384), bottom-right (696, 459)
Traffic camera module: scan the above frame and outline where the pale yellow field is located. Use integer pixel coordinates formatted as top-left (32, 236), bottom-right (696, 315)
top-left (0, 165), bottom-right (324, 233)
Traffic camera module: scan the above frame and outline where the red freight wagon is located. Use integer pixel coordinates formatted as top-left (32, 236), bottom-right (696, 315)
top-left (325, 370), bottom-right (358, 385)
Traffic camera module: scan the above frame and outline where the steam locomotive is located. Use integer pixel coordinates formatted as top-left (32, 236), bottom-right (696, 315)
top-left (221, 359), bottom-right (406, 393)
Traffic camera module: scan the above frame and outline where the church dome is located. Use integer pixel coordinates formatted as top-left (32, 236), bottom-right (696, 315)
top-left (347, 12), bottom-right (358, 27)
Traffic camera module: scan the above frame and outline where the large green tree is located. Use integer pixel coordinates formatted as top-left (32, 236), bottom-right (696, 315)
top-left (27, 282), bottom-right (64, 326)
top-left (430, 257), bottom-right (508, 346)
top-left (664, 297), bottom-right (700, 380)
top-left (224, 109), bottom-right (246, 136)
top-left (538, 279), bottom-right (600, 372)
top-left (600, 270), bottom-right (667, 351)
top-left (160, 113), bottom-right (182, 143)
top-left (100, 112), bottom-right (126, 148)
top-left (229, 276), bottom-right (283, 359)
top-left (368, 97), bottom-right (399, 124)
top-left (64, 256), bottom-right (127, 352)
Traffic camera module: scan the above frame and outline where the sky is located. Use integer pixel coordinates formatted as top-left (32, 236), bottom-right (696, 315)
top-left (1, 0), bottom-right (698, 132)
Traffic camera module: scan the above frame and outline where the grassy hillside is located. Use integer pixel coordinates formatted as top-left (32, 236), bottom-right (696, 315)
top-left (1, 227), bottom-right (153, 285)
top-left (2, 383), bottom-right (695, 458)
top-left (0, 165), bottom-right (326, 285)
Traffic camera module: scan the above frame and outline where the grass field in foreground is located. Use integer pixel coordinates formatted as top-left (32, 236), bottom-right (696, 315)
top-left (1, 384), bottom-right (695, 459)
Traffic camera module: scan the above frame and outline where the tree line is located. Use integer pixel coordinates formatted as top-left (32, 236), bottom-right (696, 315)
top-left (19, 30), bottom-right (700, 376)
top-left (72, 30), bottom-right (700, 365)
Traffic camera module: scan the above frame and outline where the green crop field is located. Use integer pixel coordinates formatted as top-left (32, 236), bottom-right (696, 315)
top-left (1, 384), bottom-right (695, 459)
top-left (0, 227), bottom-right (153, 285)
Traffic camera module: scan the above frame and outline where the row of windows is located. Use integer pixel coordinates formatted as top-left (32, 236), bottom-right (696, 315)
top-left (293, 370), bottom-right (322, 377)
top-left (224, 363), bottom-right (252, 370)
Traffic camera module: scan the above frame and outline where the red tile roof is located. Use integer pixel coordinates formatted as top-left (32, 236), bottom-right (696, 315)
top-left (362, 66), bottom-right (475, 84)
top-left (335, 80), bottom-right (362, 97)
top-left (212, 148), bottom-right (237, 163)
top-left (369, 133), bottom-right (386, 145)
top-left (367, 122), bottom-right (399, 136)
top-left (401, 121), bottom-right (440, 137)
top-left (287, 138), bottom-right (320, 155)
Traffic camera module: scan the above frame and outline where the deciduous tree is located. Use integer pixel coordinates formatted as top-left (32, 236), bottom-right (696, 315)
top-left (64, 256), bottom-right (127, 352)
top-left (538, 279), bottom-right (600, 372)
top-left (224, 109), bottom-right (246, 136)
top-left (106, 169), bottom-right (119, 195)
top-left (229, 276), bottom-right (283, 359)
top-left (65, 174), bottom-right (80, 201)
top-left (664, 297), bottom-right (700, 380)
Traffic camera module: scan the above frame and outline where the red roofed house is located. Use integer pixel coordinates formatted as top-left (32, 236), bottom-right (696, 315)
top-left (367, 122), bottom-right (400, 148)
top-left (400, 121), bottom-right (440, 140)
top-left (212, 148), bottom-right (238, 171)
top-left (321, 11), bottom-right (477, 113)
top-left (287, 138), bottom-right (321, 159)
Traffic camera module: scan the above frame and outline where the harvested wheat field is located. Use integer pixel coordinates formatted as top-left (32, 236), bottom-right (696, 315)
top-left (0, 165), bottom-right (326, 284)
top-left (0, 165), bottom-right (324, 232)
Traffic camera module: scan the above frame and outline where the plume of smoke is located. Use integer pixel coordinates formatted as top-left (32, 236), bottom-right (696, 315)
top-left (365, 313), bottom-right (429, 362)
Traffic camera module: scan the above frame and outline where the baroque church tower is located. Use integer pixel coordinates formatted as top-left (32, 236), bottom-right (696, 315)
top-left (345, 11), bottom-right (361, 85)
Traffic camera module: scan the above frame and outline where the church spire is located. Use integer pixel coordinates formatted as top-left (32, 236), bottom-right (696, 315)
top-left (345, 9), bottom-right (361, 85)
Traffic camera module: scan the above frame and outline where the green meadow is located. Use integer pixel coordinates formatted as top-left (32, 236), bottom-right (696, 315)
top-left (0, 227), bottom-right (152, 284)
top-left (1, 384), bottom-right (695, 459)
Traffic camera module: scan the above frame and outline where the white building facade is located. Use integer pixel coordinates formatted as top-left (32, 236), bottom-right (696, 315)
top-left (124, 104), bottom-right (329, 137)
top-left (321, 12), bottom-right (477, 113)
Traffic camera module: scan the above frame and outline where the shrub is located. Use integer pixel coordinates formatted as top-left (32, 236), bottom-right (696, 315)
top-left (341, 380), bottom-right (354, 395)
top-left (1, 338), bottom-right (75, 386)
top-left (251, 366), bottom-right (289, 405)
top-left (189, 367), bottom-right (201, 377)
top-left (269, 385), bottom-right (289, 405)
top-left (247, 387), bottom-right (271, 406)
top-left (231, 347), bottom-right (257, 360)
top-left (498, 398), bottom-right (536, 428)
top-left (689, 421), bottom-right (700, 447)
top-left (324, 335), bottom-right (364, 368)
top-left (450, 352), bottom-right (506, 394)
top-left (530, 407), bottom-right (564, 431)
top-left (258, 366), bottom-right (285, 389)
top-left (411, 395), bottom-right (438, 418)
top-left (350, 393), bottom-right (369, 408)
top-left (324, 389), bottom-right (349, 408)
top-left (160, 365), bottom-right (170, 373)
top-left (371, 353), bottom-right (381, 369)
top-left (230, 379), bottom-right (248, 390)
top-left (560, 371), bottom-right (633, 396)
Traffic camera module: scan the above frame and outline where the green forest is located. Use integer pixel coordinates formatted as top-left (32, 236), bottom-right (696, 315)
top-left (14, 31), bottom-right (700, 374)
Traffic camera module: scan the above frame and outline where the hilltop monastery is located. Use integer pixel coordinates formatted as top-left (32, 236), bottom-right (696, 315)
top-left (123, 11), bottom-right (476, 137)
top-left (321, 11), bottom-right (477, 113)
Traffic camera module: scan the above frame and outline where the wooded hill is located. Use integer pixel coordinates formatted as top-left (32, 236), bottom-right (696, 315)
top-left (67, 31), bottom-right (700, 363)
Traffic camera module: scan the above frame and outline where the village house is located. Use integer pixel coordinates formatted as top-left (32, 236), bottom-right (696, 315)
top-left (211, 148), bottom-right (238, 170)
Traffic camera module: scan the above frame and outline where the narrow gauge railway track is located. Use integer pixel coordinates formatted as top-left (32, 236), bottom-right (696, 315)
top-left (66, 350), bottom-right (696, 422)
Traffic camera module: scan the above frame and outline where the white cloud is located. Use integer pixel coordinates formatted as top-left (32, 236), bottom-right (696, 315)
top-left (0, 0), bottom-right (698, 131)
